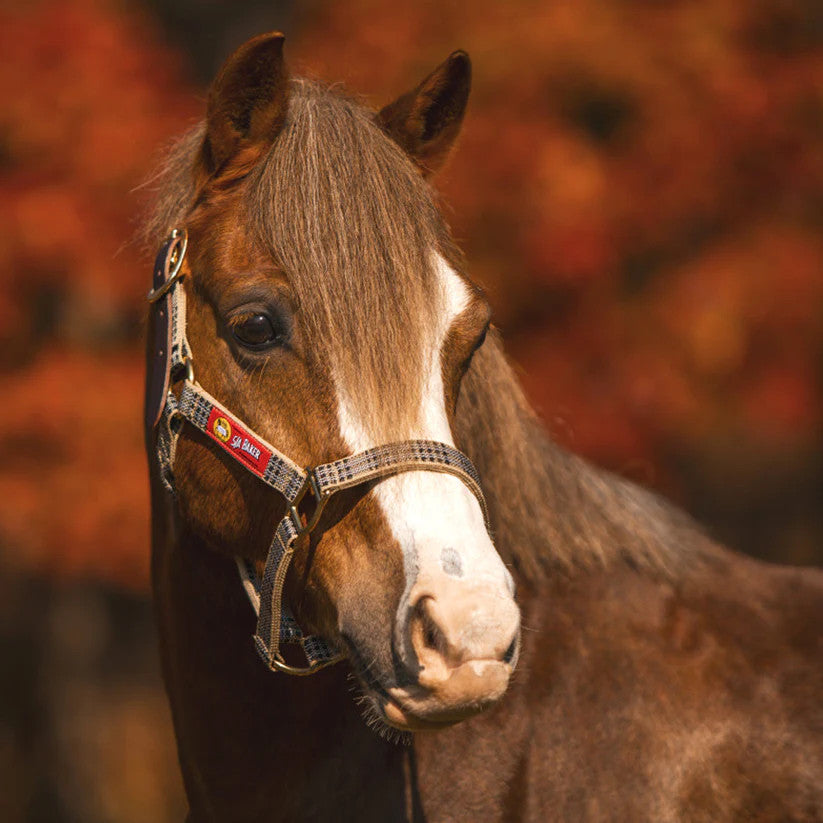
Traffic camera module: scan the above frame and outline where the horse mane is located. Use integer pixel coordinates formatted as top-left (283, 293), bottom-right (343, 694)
top-left (141, 77), bottom-right (718, 583)
top-left (455, 333), bottom-right (721, 582)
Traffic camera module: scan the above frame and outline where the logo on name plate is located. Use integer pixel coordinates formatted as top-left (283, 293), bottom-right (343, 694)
top-left (212, 415), bottom-right (231, 443)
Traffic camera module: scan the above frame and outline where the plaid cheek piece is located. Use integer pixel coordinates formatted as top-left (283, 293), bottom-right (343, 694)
top-left (150, 229), bottom-right (492, 676)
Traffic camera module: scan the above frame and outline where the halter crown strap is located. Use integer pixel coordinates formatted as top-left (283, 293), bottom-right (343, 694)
top-left (148, 228), bottom-right (492, 676)
top-left (145, 230), bottom-right (189, 430)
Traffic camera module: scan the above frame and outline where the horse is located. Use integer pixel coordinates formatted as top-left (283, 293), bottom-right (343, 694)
top-left (144, 33), bottom-right (823, 822)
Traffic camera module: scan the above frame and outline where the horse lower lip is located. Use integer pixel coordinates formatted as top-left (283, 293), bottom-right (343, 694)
top-left (379, 695), bottom-right (456, 731)
top-left (379, 681), bottom-right (505, 730)
top-left (382, 696), bottom-right (413, 727)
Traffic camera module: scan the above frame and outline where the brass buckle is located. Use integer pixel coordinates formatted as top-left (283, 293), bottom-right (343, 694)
top-left (179, 356), bottom-right (195, 384)
top-left (168, 355), bottom-right (195, 386)
top-left (289, 472), bottom-right (328, 538)
top-left (147, 228), bottom-right (188, 303)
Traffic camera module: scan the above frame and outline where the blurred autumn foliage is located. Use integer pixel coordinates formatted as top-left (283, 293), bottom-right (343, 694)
top-left (0, 0), bottom-right (197, 586)
top-left (1, 1), bottom-right (821, 820)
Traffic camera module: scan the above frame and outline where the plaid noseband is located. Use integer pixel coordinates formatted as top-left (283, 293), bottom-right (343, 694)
top-left (147, 229), bottom-right (491, 675)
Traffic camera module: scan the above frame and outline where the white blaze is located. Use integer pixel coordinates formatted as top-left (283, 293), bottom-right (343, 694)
top-left (335, 253), bottom-right (513, 624)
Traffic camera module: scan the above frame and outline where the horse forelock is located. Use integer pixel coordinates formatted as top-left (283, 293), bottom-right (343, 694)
top-left (247, 79), bottom-right (454, 441)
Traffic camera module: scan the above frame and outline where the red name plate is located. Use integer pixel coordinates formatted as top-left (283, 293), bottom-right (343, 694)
top-left (205, 407), bottom-right (272, 476)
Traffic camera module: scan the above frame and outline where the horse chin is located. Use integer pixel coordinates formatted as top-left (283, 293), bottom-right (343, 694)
top-left (347, 658), bottom-right (466, 734)
top-left (378, 695), bottom-right (461, 731)
top-left (357, 660), bottom-right (512, 733)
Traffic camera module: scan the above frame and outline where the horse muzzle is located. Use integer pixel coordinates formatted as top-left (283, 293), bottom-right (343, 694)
top-left (380, 579), bottom-right (521, 730)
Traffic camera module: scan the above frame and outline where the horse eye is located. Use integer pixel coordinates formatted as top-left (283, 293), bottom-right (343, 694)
top-left (465, 323), bottom-right (489, 365)
top-left (232, 313), bottom-right (280, 349)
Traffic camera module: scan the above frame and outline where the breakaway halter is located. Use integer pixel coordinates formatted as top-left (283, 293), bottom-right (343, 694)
top-left (146, 229), bottom-right (491, 675)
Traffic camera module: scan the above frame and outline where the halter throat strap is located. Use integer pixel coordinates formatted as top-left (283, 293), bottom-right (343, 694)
top-left (147, 229), bottom-right (490, 676)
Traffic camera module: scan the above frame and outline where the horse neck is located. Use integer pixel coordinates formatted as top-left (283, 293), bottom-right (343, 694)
top-left (453, 333), bottom-right (718, 584)
top-left (150, 483), bottom-right (410, 818)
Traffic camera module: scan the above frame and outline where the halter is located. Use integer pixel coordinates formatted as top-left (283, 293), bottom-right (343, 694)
top-left (146, 229), bottom-right (491, 675)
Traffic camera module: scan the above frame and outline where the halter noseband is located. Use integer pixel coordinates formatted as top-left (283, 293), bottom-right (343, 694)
top-left (147, 229), bottom-right (491, 676)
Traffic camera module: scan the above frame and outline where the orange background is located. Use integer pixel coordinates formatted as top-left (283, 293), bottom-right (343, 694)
top-left (1, 1), bottom-right (821, 820)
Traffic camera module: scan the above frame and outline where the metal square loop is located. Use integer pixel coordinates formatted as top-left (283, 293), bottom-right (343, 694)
top-left (289, 472), bottom-right (328, 537)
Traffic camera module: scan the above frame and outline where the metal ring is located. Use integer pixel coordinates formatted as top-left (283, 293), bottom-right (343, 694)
top-left (170, 356), bottom-right (195, 385)
top-left (269, 656), bottom-right (325, 677)
top-left (146, 229), bottom-right (189, 303)
top-left (288, 472), bottom-right (328, 537)
top-left (167, 228), bottom-right (188, 279)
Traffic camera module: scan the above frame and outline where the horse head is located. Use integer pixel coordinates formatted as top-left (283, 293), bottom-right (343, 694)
top-left (161, 33), bottom-right (520, 732)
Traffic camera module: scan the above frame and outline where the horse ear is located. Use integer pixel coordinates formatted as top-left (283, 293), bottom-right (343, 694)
top-left (378, 51), bottom-right (471, 177)
top-left (201, 32), bottom-right (289, 175)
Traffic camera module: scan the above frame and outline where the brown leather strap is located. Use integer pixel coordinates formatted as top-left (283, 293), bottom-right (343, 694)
top-left (145, 234), bottom-right (183, 429)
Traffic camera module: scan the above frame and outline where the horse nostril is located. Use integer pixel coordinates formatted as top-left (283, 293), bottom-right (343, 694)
top-left (417, 598), bottom-right (447, 656)
top-left (423, 618), bottom-right (438, 650)
top-left (502, 634), bottom-right (518, 665)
